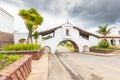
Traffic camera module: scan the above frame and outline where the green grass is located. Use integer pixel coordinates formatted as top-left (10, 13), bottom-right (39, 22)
top-left (65, 45), bottom-right (74, 51)
top-left (0, 54), bottom-right (22, 69)
top-left (3, 44), bottom-right (41, 51)
top-left (91, 46), bottom-right (114, 50)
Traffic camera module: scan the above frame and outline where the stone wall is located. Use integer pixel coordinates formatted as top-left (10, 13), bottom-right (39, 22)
top-left (0, 32), bottom-right (14, 50)
top-left (0, 55), bottom-right (32, 80)
top-left (0, 49), bottom-right (43, 60)
top-left (90, 48), bottom-right (114, 54)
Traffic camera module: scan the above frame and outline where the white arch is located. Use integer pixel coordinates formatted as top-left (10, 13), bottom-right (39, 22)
top-left (39, 22), bottom-right (99, 53)
top-left (82, 45), bottom-right (89, 52)
top-left (41, 37), bottom-right (80, 53)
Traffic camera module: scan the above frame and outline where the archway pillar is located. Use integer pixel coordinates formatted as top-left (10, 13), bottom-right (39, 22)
top-left (42, 44), bottom-right (57, 54)
top-left (79, 46), bottom-right (83, 52)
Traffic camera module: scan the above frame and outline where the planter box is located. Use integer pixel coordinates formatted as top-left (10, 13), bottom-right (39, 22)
top-left (0, 49), bottom-right (43, 60)
top-left (0, 55), bottom-right (32, 80)
top-left (90, 48), bottom-right (114, 54)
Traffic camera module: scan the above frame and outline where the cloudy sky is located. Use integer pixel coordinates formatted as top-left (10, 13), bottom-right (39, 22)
top-left (0, 0), bottom-right (120, 34)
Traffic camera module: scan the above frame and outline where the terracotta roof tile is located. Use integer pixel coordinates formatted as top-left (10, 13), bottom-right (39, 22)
top-left (38, 26), bottom-right (120, 38)
top-left (39, 26), bottom-right (62, 35)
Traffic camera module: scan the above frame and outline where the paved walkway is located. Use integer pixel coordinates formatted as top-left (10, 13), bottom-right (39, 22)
top-left (48, 54), bottom-right (72, 80)
top-left (27, 52), bottom-right (48, 80)
top-left (27, 52), bottom-right (72, 80)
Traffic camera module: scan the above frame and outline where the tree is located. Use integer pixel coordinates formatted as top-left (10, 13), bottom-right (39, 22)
top-left (18, 8), bottom-right (43, 43)
top-left (27, 21), bottom-right (33, 43)
top-left (42, 35), bottom-right (53, 41)
top-left (58, 40), bottom-right (68, 46)
top-left (33, 31), bottom-right (39, 44)
top-left (97, 24), bottom-right (114, 41)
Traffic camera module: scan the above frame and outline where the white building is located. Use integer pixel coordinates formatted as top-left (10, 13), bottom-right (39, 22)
top-left (0, 7), bottom-right (14, 33)
top-left (14, 32), bottom-right (27, 43)
top-left (0, 7), bottom-right (14, 50)
top-left (14, 22), bottom-right (120, 53)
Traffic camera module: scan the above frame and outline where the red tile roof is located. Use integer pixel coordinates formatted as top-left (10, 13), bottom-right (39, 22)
top-left (39, 26), bottom-right (120, 38)
top-left (39, 26), bottom-right (62, 35)
top-left (99, 35), bottom-right (120, 38)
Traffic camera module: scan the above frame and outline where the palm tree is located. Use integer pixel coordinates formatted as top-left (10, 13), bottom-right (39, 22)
top-left (97, 24), bottom-right (114, 41)
top-left (33, 31), bottom-right (39, 44)
top-left (18, 8), bottom-right (43, 43)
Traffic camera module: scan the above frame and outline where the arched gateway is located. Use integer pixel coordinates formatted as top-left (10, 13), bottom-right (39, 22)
top-left (13, 22), bottom-right (120, 51)
top-left (39, 22), bottom-right (99, 54)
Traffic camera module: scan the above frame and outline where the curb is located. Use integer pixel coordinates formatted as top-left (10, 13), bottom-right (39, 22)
top-left (58, 57), bottom-right (81, 80)
top-left (83, 52), bottom-right (120, 57)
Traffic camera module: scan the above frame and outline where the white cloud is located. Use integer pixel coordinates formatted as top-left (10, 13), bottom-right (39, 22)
top-left (0, 0), bottom-right (120, 35)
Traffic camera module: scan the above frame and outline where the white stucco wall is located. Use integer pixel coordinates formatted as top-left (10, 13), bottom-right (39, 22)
top-left (41, 23), bottom-right (99, 53)
top-left (0, 8), bottom-right (14, 33)
top-left (14, 33), bottom-right (28, 43)
top-left (99, 38), bottom-right (120, 46)
top-left (14, 32), bottom-right (42, 44)
top-left (13, 22), bottom-right (120, 53)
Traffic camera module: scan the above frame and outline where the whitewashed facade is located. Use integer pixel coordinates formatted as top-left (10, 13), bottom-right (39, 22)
top-left (0, 7), bottom-right (14, 33)
top-left (14, 22), bottom-right (120, 53)
top-left (39, 22), bottom-right (99, 53)
top-left (0, 7), bottom-right (14, 49)
top-left (14, 32), bottom-right (28, 43)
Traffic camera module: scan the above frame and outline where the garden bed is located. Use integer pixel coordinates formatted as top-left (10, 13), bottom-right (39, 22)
top-left (0, 49), bottom-right (43, 60)
top-left (90, 48), bottom-right (114, 54)
top-left (0, 55), bottom-right (32, 80)
top-left (0, 54), bottom-right (22, 71)
top-left (1, 44), bottom-right (43, 60)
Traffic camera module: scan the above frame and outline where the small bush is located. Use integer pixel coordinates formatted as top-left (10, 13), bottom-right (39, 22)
top-left (7, 55), bottom-right (22, 64)
top-left (0, 54), bottom-right (22, 69)
top-left (91, 46), bottom-right (114, 50)
top-left (98, 41), bottom-right (110, 48)
top-left (65, 45), bottom-right (74, 51)
top-left (3, 44), bottom-right (41, 51)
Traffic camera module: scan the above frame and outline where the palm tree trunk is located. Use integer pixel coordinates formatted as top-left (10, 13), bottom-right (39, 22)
top-left (104, 35), bottom-right (107, 41)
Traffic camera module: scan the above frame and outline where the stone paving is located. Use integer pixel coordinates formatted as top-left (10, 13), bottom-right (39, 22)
top-left (27, 52), bottom-right (48, 80)
top-left (48, 54), bottom-right (72, 80)
top-left (27, 51), bottom-right (72, 80)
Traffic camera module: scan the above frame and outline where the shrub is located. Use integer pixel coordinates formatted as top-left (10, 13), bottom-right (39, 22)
top-left (3, 44), bottom-right (41, 51)
top-left (91, 46), bottom-right (114, 50)
top-left (7, 55), bottom-right (22, 64)
top-left (0, 54), bottom-right (22, 69)
top-left (98, 41), bottom-right (110, 48)
top-left (65, 45), bottom-right (74, 51)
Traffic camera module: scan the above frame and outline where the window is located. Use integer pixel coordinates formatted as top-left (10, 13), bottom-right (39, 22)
top-left (66, 29), bottom-right (70, 36)
top-left (79, 32), bottom-right (89, 40)
top-left (111, 39), bottom-right (116, 46)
